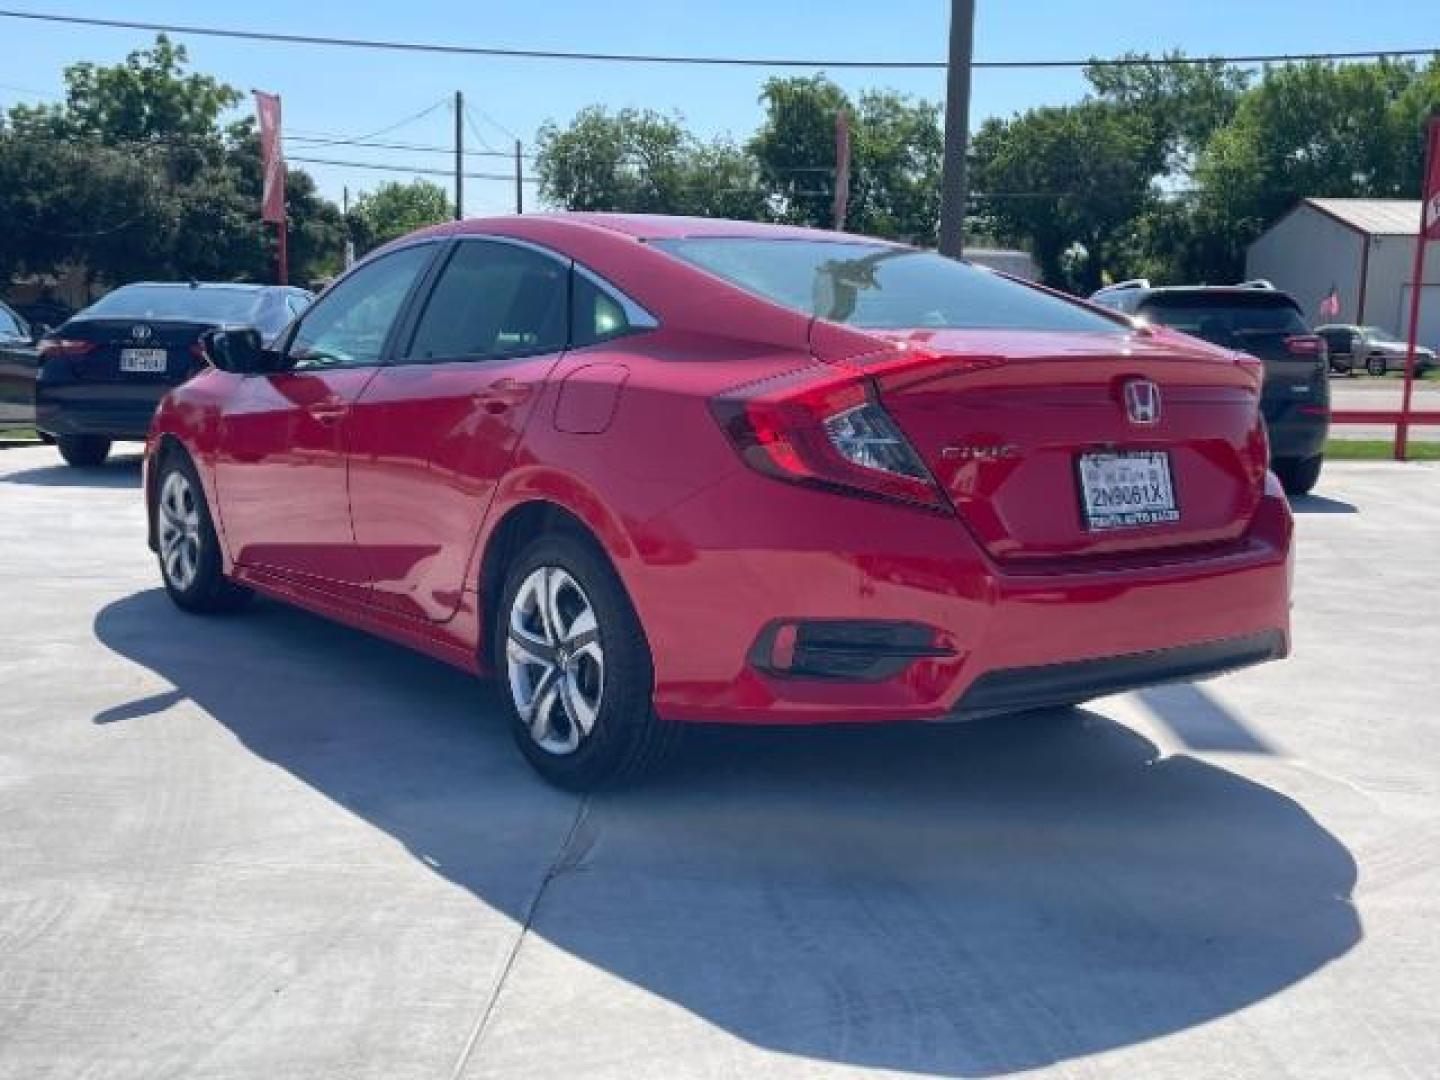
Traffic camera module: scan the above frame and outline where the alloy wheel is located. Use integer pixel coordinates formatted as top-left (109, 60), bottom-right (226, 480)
top-left (158, 469), bottom-right (202, 592)
top-left (505, 566), bottom-right (605, 755)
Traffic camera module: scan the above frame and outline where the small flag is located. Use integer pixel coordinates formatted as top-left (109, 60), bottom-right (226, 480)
top-left (1319, 285), bottom-right (1341, 320)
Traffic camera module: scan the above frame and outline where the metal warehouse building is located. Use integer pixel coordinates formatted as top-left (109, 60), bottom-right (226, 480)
top-left (1246, 198), bottom-right (1440, 348)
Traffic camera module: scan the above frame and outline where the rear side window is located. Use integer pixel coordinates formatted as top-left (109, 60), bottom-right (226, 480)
top-left (571, 271), bottom-right (635, 347)
top-left (406, 241), bottom-right (568, 363)
top-left (653, 238), bottom-right (1121, 333)
top-left (1138, 294), bottom-right (1308, 349)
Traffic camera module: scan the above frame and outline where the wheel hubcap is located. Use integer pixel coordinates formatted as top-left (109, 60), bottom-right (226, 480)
top-left (505, 566), bottom-right (604, 756)
top-left (158, 470), bottom-right (202, 592)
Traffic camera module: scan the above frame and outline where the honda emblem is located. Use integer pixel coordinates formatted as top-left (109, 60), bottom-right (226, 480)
top-left (1123, 379), bottom-right (1161, 425)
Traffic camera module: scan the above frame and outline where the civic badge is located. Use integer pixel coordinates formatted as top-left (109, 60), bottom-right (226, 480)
top-left (1123, 379), bottom-right (1161, 425)
top-left (130, 324), bottom-right (154, 342)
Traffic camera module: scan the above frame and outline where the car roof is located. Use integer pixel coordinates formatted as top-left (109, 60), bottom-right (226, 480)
top-left (418, 212), bottom-right (906, 246)
top-left (119, 282), bottom-right (271, 292)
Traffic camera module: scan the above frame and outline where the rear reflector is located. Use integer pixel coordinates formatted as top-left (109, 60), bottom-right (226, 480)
top-left (751, 619), bottom-right (954, 681)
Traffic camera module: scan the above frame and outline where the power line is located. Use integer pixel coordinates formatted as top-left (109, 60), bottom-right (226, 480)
top-left (287, 134), bottom-right (525, 158)
top-left (288, 153), bottom-right (537, 183)
top-left (2, 9), bottom-right (1436, 69)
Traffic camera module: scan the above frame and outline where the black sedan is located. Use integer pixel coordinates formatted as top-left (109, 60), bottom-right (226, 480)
top-left (1, 300), bottom-right (43, 435)
top-left (36, 282), bottom-right (312, 466)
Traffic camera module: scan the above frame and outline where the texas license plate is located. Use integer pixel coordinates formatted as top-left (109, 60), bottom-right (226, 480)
top-left (119, 348), bottom-right (167, 373)
top-left (1077, 451), bottom-right (1179, 531)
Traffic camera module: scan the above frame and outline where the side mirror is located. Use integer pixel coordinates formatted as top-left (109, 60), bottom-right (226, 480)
top-left (202, 328), bottom-right (277, 374)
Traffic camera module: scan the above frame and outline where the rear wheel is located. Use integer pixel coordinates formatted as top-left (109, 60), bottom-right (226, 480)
top-left (155, 453), bottom-right (251, 614)
top-left (1275, 455), bottom-right (1323, 497)
top-left (497, 532), bottom-right (680, 790)
top-left (1366, 353), bottom-right (1388, 377)
top-left (57, 434), bottom-right (110, 467)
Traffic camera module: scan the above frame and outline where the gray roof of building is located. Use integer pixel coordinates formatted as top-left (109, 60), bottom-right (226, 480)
top-left (1306, 198), bottom-right (1424, 235)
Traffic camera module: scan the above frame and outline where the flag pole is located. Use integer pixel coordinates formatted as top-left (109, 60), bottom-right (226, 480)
top-left (1397, 114), bottom-right (1440, 462)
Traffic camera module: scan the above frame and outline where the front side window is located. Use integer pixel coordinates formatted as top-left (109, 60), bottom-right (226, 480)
top-left (653, 238), bottom-right (1123, 333)
top-left (287, 245), bottom-right (435, 370)
top-left (404, 241), bottom-right (567, 364)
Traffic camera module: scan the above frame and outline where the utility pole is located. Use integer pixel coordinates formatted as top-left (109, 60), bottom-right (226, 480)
top-left (454, 90), bottom-right (464, 221)
top-left (938, 0), bottom-right (975, 258)
top-left (515, 140), bottom-right (524, 214)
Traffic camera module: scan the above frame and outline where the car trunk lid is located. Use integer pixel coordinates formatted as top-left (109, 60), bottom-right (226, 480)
top-left (48, 319), bottom-right (215, 384)
top-left (827, 328), bottom-right (1269, 565)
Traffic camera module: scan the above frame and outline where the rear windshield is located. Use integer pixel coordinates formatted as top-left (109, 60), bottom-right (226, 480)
top-left (1138, 293), bottom-right (1307, 349)
top-left (84, 286), bottom-right (263, 323)
top-left (652, 238), bottom-right (1121, 333)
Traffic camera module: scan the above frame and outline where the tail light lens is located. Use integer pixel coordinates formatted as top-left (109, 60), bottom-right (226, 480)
top-left (710, 363), bottom-right (948, 511)
top-left (1284, 334), bottom-right (1325, 363)
top-left (38, 338), bottom-right (96, 360)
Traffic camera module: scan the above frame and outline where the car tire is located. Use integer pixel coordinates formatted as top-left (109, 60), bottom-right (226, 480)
top-left (1275, 455), bottom-right (1323, 498)
top-left (154, 451), bottom-right (252, 614)
top-left (496, 531), bottom-right (681, 791)
top-left (1367, 354), bottom-right (1388, 377)
top-left (57, 434), bottom-right (111, 467)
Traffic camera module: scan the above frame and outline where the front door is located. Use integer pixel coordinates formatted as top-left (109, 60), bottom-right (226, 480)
top-left (214, 243), bottom-right (438, 595)
top-left (346, 238), bottom-right (572, 622)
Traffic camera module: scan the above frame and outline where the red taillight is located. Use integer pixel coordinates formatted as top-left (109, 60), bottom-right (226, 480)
top-left (1283, 334), bottom-right (1324, 358)
top-left (38, 338), bottom-right (96, 360)
top-left (710, 362), bottom-right (948, 511)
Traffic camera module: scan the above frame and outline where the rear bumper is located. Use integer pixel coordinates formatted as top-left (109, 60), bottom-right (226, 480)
top-left (1264, 402), bottom-right (1328, 461)
top-left (950, 631), bottom-right (1286, 719)
top-left (634, 470), bottom-right (1293, 726)
top-left (34, 384), bottom-right (165, 440)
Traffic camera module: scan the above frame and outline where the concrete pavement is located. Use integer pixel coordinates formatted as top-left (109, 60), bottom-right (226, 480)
top-left (0, 444), bottom-right (1436, 1078)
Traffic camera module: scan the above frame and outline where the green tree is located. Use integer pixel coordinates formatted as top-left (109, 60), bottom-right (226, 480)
top-left (749, 76), bottom-right (944, 240)
top-left (535, 106), bottom-right (766, 220)
top-left (970, 102), bottom-right (1162, 290)
top-left (1191, 58), bottom-right (1440, 279)
top-left (346, 179), bottom-right (452, 254)
top-left (1, 34), bottom-right (343, 287)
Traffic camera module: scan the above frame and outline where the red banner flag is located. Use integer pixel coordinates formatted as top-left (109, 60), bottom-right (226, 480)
top-left (1423, 116), bottom-right (1440, 241)
top-left (254, 90), bottom-right (285, 225)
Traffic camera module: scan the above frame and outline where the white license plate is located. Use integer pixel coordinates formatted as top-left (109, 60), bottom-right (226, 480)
top-left (119, 348), bottom-right (167, 373)
top-left (1077, 451), bottom-right (1179, 531)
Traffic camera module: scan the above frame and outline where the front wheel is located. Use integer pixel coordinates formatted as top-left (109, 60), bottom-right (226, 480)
top-left (1367, 354), bottom-right (1388, 377)
top-left (1275, 455), bottom-right (1323, 498)
top-left (57, 434), bottom-right (110, 467)
top-left (155, 453), bottom-right (251, 614)
top-left (497, 533), bottom-right (680, 790)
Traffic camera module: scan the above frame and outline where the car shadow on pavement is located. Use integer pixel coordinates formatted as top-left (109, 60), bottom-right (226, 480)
top-left (92, 589), bottom-right (1359, 1077)
top-left (0, 454), bottom-right (143, 489)
top-left (1290, 492), bottom-right (1358, 514)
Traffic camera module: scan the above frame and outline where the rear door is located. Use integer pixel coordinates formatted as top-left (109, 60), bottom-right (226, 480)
top-left (346, 238), bottom-right (572, 622)
top-left (214, 244), bottom-right (439, 594)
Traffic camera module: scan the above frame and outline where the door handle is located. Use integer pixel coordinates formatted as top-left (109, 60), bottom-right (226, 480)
top-left (307, 398), bottom-right (348, 424)
top-left (475, 378), bottom-right (532, 414)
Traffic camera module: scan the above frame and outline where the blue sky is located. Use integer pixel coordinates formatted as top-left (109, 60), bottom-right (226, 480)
top-left (1, 1), bottom-right (1434, 215)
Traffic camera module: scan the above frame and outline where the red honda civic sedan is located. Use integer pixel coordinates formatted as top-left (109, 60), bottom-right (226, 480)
top-left (144, 214), bottom-right (1292, 788)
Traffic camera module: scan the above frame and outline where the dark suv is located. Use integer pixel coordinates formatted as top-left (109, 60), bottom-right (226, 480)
top-left (1091, 280), bottom-right (1329, 496)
